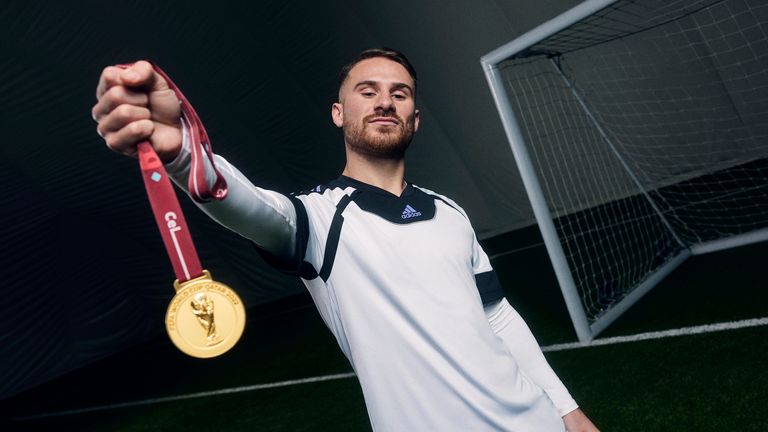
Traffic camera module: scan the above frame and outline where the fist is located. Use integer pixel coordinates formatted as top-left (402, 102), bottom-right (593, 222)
top-left (92, 60), bottom-right (182, 162)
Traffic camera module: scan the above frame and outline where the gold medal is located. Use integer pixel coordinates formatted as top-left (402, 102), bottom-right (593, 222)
top-left (165, 270), bottom-right (246, 358)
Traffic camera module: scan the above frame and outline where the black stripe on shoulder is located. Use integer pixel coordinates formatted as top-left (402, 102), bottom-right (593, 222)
top-left (251, 194), bottom-right (318, 280)
top-left (475, 270), bottom-right (505, 306)
top-left (415, 188), bottom-right (467, 221)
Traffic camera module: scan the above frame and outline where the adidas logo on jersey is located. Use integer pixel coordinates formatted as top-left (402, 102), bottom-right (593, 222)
top-left (401, 204), bottom-right (422, 219)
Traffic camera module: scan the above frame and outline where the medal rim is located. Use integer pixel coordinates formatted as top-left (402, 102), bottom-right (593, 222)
top-left (165, 276), bottom-right (245, 358)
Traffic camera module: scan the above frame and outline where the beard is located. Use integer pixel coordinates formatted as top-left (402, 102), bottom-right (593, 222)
top-left (344, 110), bottom-right (416, 160)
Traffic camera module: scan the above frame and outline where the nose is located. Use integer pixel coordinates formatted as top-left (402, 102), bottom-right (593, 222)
top-left (375, 92), bottom-right (394, 112)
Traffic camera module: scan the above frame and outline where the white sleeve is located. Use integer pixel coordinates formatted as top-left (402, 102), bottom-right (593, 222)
top-left (163, 125), bottom-right (297, 261)
top-left (485, 298), bottom-right (579, 417)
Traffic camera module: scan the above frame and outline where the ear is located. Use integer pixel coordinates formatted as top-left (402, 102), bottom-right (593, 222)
top-left (414, 109), bottom-right (420, 132)
top-left (332, 102), bottom-right (344, 128)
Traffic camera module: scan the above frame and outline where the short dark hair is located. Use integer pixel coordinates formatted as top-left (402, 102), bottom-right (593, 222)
top-left (338, 47), bottom-right (418, 96)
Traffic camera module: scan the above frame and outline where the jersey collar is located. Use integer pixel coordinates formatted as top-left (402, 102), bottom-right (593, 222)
top-left (336, 175), bottom-right (414, 198)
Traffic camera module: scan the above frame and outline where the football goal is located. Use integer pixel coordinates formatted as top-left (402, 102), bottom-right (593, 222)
top-left (482, 0), bottom-right (768, 342)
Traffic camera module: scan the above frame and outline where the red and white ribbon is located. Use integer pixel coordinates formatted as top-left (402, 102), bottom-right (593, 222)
top-left (118, 62), bottom-right (227, 283)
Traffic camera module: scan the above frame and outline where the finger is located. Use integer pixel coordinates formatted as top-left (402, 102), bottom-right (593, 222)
top-left (121, 60), bottom-right (170, 93)
top-left (97, 104), bottom-right (151, 139)
top-left (96, 66), bottom-right (124, 99)
top-left (91, 86), bottom-right (149, 122)
top-left (103, 119), bottom-right (154, 156)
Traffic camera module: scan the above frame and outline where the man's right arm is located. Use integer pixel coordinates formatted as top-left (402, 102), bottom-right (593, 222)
top-left (93, 61), bottom-right (298, 262)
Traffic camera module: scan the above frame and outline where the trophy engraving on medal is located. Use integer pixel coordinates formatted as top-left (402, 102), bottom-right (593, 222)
top-left (166, 271), bottom-right (245, 358)
top-left (190, 292), bottom-right (222, 346)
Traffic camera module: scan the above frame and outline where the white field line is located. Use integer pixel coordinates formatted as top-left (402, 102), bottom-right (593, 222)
top-left (541, 316), bottom-right (768, 352)
top-left (16, 317), bottom-right (768, 420)
top-left (15, 373), bottom-right (356, 420)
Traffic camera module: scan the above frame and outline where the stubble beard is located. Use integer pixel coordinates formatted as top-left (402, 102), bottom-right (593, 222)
top-left (344, 111), bottom-right (416, 160)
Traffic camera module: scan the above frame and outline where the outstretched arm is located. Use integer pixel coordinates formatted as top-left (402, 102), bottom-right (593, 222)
top-left (93, 61), bottom-right (298, 261)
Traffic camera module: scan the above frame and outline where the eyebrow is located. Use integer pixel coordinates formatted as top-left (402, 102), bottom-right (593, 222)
top-left (353, 80), bottom-right (414, 96)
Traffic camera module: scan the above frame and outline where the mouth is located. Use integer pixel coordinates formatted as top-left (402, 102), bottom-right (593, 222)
top-left (367, 116), bottom-right (400, 126)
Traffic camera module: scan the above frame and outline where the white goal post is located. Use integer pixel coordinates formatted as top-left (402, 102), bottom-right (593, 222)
top-left (481, 0), bottom-right (768, 342)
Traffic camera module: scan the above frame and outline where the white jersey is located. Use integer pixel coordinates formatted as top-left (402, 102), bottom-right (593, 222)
top-left (166, 132), bottom-right (575, 431)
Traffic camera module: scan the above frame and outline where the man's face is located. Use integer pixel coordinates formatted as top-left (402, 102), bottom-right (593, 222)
top-left (332, 57), bottom-right (420, 159)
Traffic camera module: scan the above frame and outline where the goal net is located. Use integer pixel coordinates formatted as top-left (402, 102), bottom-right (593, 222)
top-left (482, 0), bottom-right (768, 341)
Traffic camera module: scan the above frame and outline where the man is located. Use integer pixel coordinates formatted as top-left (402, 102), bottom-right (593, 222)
top-left (93, 48), bottom-right (598, 431)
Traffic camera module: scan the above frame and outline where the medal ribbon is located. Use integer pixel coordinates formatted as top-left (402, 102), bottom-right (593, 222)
top-left (117, 62), bottom-right (228, 283)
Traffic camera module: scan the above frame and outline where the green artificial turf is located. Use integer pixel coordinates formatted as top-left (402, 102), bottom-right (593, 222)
top-left (3, 240), bottom-right (766, 431)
